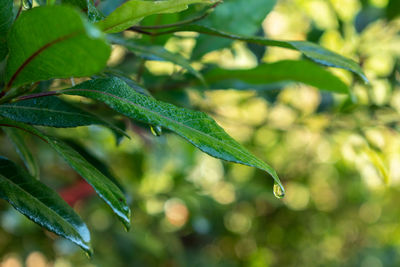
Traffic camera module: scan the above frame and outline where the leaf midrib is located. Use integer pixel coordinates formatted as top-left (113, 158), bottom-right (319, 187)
top-left (0, 174), bottom-right (88, 246)
top-left (61, 88), bottom-right (269, 170)
top-left (0, 105), bottom-right (97, 119)
top-left (100, 0), bottom-right (201, 32)
top-left (7, 30), bottom-right (82, 89)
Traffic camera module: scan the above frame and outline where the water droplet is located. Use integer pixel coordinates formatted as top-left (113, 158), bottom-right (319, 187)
top-left (150, 125), bottom-right (162, 137)
top-left (273, 182), bottom-right (285, 199)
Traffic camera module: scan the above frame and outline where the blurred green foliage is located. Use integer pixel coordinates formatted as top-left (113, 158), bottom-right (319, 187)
top-left (2, 0), bottom-right (400, 266)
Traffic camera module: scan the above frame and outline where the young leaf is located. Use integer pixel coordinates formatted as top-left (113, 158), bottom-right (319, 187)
top-left (96, 0), bottom-right (216, 33)
top-left (4, 5), bottom-right (111, 89)
top-left (0, 118), bottom-right (131, 229)
top-left (202, 60), bottom-right (350, 94)
top-left (0, 0), bottom-right (14, 61)
top-left (60, 77), bottom-right (285, 193)
top-left (2, 128), bottom-right (40, 178)
top-left (108, 35), bottom-right (205, 83)
top-left (0, 96), bottom-right (128, 139)
top-left (0, 157), bottom-right (92, 254)
top-left (161, 25), bottom-right (368, 82)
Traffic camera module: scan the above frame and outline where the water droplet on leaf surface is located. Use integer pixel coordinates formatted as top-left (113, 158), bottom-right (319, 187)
top-left (150, 125), bottom-right (162, 137)
top-left (273, 182), bottom-right (285, 199)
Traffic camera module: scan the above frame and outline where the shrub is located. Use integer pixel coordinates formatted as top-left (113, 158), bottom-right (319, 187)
top-left (0, 0), bottom-right (365, 255)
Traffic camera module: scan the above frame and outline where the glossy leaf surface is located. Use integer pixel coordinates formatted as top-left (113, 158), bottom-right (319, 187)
top-left (0, 157), bottom-right (92, 254)
top-left (5, 5), bottom-right (111, 89)
top-left (2, 128), bottom-right (39, 177)
top-left (0, 118), bottom-right (131, 229)
top-left (96, 0), bottom-right (215, 33)
top-left (0, 96), bottom-right (128, 138)
top-left (60, 77), bottom-right (285, 192)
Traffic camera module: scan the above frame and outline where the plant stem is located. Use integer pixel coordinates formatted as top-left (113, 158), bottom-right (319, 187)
top-left (15, 91), bottom-right (60, 102)
top-left (15, 2), bottom-right (23, 20)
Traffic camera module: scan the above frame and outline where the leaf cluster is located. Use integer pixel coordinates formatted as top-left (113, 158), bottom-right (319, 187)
top-left (0, 0), bottom-right (366, 254)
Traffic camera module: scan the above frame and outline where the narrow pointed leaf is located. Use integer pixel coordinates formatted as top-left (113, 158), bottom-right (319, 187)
top-left (2, 128), bottom-right (39, 178)
top-left (4, 5), bottom-right (111, 89)
top-left (0, 96), bottom-right (129, 139)
top-left (0, 157), bottom-right (92, 254)
top-left (0, 118), bottom-right (131, 228)
top-left (162, 24), bottom-right (368, 82)
top-left (203, 60), bottom-right (350, 94)
top-left (96, 0), bottom-right (216, 33)
top-left (64, 139), bottom-right (125, 191)
top-left (0, 0), bottom-right (14, 61)
top-left (60, 77), bottom-right (284, 192)
top-left (109, 35), bottom-right (205, 83)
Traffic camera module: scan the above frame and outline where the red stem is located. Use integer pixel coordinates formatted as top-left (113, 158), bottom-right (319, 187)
top-left (16, 90), bottom-right (60, 102)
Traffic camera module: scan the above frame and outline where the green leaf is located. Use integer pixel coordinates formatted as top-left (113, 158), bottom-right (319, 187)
top-left (4, 5), bottom-right (111, 89)
top-left (108, 35), bottom-right (205, 83)
top-left (0, 118), bottom-right (131, 229)
top-left (192, 0), bottom-right (277, 58)
top-left (63, 139), bottom-right (125, 191)
top-left (0, 0), bottom-right (14, 61)
top-left (202, 60), bottom-right (350, 94)
top-left (61, 0), bottom-right (105, 22)
top-left (2, 128), bottom-right (39, 178)
top-left (387, 0), bottom-right (400, 20)
top-left (163, 24), bottom-right (368, 82)
top-left (96, 0), bottom-right (215, 33)
top-left (0, 96), bottom-right (128, 139)
top-left (60, 77), bottom-right (285, 193)
top-left (0, 157), bottom-right (92, 254)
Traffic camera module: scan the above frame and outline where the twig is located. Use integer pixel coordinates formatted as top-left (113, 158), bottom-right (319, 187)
top-left (15, 1), bottom-right (23, 20)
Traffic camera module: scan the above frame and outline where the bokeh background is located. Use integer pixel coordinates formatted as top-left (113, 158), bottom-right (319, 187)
top-left (2, 0), bottom-right (400, 266)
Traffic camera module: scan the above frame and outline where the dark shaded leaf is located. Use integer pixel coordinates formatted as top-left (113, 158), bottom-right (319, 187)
top-left (0, 157), bottom-right (92, 254)
top-left (2, 127), bottom-right (39, 177)
top-left (0, 96), bottom-right (128, 139)
top-left (64, 139), bottom-right (125, 191)
top-left (0, 0), bottom-right (14, 61)
top-left (108, 35), bottom-right (205, 83)
top-left (0, 118), bottom-right (131, 229)
top-left (386, 0), bottom-right (400, 20)
top-left (162, 24), bottom-right (368, 82)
